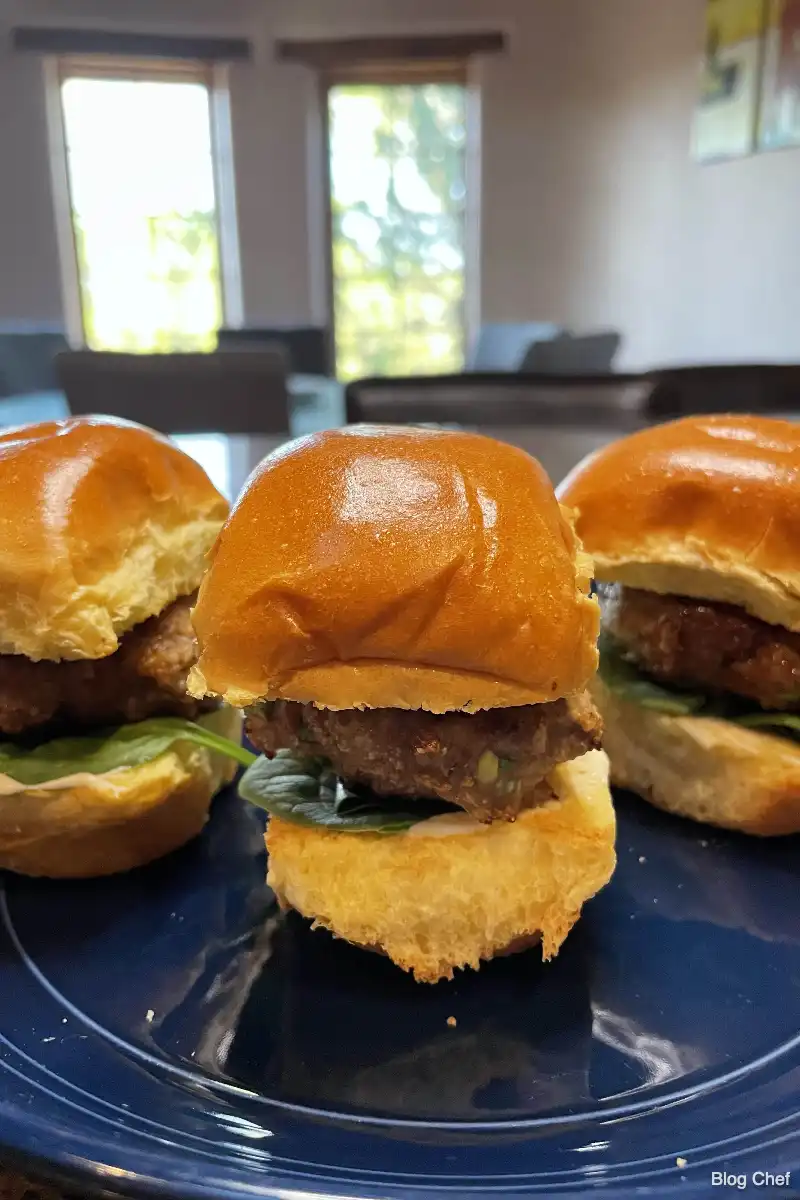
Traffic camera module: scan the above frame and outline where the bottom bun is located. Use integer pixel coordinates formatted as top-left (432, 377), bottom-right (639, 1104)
top-left (266, 749), bottom-right (616, 984)
top-left (0, 708), bottom-right (242, 878)
top-left (593, 677), bottom-right (800, 836)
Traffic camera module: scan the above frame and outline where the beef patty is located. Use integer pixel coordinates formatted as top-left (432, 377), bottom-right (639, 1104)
top-left (0, 595), bottom-right (211, 737)
top-left (246, 693), bottom-right (602, 822)
top-left (602, 585), bottom-right (800, 710)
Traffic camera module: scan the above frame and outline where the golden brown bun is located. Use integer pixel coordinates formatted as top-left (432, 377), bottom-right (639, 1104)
top-left (0, 708), bottom-right (241, 877)
top-left (0, 416), bottom-right (228, 661)
top-left (559, 414), bottom-right (800, 630)
top-left (266, 749), bottom-right (616, 983)
top-left (593, 676), bottom-right (800, 835)
top-left (191, 426), bottom-right (599, 712)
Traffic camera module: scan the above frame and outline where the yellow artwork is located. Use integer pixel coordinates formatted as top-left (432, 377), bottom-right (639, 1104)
top-left (694, 0), bottom-right (767, 160)
top-left (706, 0), bottom-right (767, 48)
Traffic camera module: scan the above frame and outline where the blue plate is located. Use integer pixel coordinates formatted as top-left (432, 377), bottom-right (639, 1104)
top-left (0, 786), bottom-right (798, 1199)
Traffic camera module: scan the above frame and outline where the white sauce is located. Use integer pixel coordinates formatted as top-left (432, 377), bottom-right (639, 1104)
top-left (404, 812), bottom-right (486, 838)
top-left (0, 769), bottom-right (127, 796)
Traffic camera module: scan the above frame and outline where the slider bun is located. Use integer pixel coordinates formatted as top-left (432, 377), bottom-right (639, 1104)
top-left (559, 414), bottom-right (800, 630)
top-left (266, 749), bottom-right (616, 983)
top-left (0, 708), bottom-right (242, 877)
top-left (593, 676), bottom-right (800, 835)
top-left (0, 416), bottom-right (228, 662)
top-left (191, 426), bottom-right (599, 712)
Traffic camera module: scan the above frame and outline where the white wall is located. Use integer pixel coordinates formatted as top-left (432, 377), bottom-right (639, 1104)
top-left (563, 0), bottom-right (800, 367)
top-left (2, 0), bottom-right (800, 366)
top-left (475, 0), bottom-right (705, 367)
top-left (682, 149), bottom-right (800, 363)
top-left (0, 26), bottom-right (63, 322)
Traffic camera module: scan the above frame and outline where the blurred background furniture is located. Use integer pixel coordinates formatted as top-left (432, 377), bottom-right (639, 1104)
top-left (0, 391), bottom-right (68, 428)
top-left (288, 372), bottom-right (345, 435)
top-left (645, 364), bottom-right (800, 420)
top-left (345, 371), bottom-right (649, 426)
top-left (166, 391), bottom-right (648, 498)
top-left (6, 352), bottom-right (800, 502)
top-left (217, 325), bottom-right (332, 376)
top-left (345, 371), bottom-right (650, 485)
top-left (522, 330), bottom-right (621, 374)
top-left (56, 349), bottom-right (291, 435)
top-left (466, 322), bottom-right (561, 371)
top-left (0, 325), bottom-right (69, 398)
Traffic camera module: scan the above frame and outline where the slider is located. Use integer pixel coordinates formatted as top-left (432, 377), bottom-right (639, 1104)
top-left (0, 416), bottom-right (247, 877)
top-left (561, 413), bottom-right (800, 835)
top-left (191, 425), bottom-right (616, 982)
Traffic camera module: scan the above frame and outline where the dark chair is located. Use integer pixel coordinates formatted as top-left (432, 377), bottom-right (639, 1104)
top-left (56, 349), bottom-right (290, 435)
top-left (522, 330), bottom-right (621, 375)
top-left (217, 326), bottom-right (332, 376)
top-left (646, 364), bottom-right (800, 420)
top-left (467, 322), bottom-right (560, 371)
top-left (345, 372), bottom-right (651, 486)
top-left (0, 326), bottom-right (69, 398)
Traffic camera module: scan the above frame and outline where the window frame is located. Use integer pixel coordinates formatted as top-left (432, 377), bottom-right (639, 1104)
top-left (46, 54), bottom-right (242, 349)
top-left (55, 54), bottom-right (217, 86)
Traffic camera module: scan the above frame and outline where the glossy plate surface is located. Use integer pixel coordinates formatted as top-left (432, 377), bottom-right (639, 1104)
top-left (0, 787), bottom-right (798, 1198)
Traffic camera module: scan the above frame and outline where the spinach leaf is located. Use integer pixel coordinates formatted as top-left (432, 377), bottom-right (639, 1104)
top-left (598, 633), bottom-right (800, 741)
top-left (736, 712), bottom-right (800, 735)
top-left (597, 634), bottom-right (706, 715)
top-left (238, 751), bottom-right (460, 834)
top-left (0, 715), bottom-right (255, 787)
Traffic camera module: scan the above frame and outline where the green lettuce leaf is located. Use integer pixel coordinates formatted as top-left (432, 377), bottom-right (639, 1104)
top-left (736, 712), bottom-right (800, 735)
top-left (0, 716), bottom-right (256, 787)
top-left (238, 750), bottom-right (460, 834)
top-left (598, 633), bottom-right (800, 740)
top-left (597, 634), bottom-right (706, 715)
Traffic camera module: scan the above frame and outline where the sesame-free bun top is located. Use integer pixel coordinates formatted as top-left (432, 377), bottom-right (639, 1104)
top-left (560, 414), bottom-right (800, 630)
top-left (0, 416), bottom-right (228, 662)
top-left (190, 425), bottom-right (600, 712)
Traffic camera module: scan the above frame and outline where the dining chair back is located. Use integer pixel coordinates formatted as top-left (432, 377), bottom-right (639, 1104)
top-left (56, 349), bottom-right (290, 435)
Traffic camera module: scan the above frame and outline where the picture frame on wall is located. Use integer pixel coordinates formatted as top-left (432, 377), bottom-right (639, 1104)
top-left (692, 0), bottom-right (768, 162)
top-left (759, 0), bottom-right (800, 147)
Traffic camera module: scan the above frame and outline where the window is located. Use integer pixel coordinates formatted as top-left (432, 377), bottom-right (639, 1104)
top-left (58, 61), bottom-right (224, 352)
top-left (328, 79), bottom-right (468, 380)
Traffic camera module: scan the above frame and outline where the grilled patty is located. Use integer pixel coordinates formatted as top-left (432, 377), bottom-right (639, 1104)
top-left (0, 595), bottom-right (211, 737)
top-left (246, 693), bottom-right (602, 821)
top-left (602, 585), bottom-right (800, 710)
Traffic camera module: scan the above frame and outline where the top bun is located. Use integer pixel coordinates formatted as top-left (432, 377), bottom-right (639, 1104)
top-left (0, 416), bottom-right (228, 662)
top-left (559, 414), bottom-right (800, 630)
top-left (190, 425), bottom-right (599, 712)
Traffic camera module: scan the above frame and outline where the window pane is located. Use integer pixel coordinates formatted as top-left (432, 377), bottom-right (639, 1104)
top-left (61, 76), bottom-right (222, 352)
top-left (329, 82), bottom-right (467, 380)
